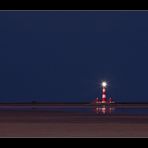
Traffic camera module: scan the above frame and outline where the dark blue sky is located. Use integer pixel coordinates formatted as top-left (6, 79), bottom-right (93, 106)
top-left (0, 11), bottom-right (148, 102)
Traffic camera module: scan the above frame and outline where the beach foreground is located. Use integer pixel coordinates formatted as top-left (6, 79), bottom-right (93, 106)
top-left (0, 108), bottom-right (148, 137)
top-left (1, 122), bottom-right (148, 137)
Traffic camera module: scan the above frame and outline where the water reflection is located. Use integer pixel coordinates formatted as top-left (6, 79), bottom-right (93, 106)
top-left (1, 105), bottom-right (148, 115)
top-left (94, 106), bottom-right (115, 115)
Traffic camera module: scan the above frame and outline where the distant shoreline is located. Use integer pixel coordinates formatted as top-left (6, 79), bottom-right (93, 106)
top-left (0, 102), bottom-right (148, 106)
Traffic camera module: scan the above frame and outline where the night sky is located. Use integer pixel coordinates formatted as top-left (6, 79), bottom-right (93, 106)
top-left (0, 11), bottom-right (148, 103)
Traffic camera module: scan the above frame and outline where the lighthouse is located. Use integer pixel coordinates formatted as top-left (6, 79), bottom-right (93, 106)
top-left (101, 81), bottom-right (107, 104)
top-left (92, 81), bottom-right (114, 105)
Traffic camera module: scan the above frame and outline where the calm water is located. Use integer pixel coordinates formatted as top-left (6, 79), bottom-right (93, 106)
top-left (0, 105), bottom-right (148, 115)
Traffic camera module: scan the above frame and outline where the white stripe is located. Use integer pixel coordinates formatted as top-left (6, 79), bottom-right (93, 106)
top-left (102, 94), bottom-right (106, 98)
top-left (102, 88), bottom-right (106, 93)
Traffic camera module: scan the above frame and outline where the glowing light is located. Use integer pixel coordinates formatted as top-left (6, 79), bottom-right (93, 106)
top-left (102, 81), bottom-right (107, 87)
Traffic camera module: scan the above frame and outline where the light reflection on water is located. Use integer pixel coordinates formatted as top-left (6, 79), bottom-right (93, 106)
top-left (0, 105), bottom-right (148, 115)
top-left (93, 106), bottom-right (148, 115)
top-left (94, 106), bottom-right (148, 115)
top-left (94, 106), bottom-right (115, 115)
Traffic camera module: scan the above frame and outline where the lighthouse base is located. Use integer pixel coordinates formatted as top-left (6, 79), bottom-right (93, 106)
top-left (101, 101), bottom-right (107, 104)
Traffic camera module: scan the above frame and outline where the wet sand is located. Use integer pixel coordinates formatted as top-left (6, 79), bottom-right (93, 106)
top-left (1, 122), bottom-right (148, 137)
top-left (0, 110), bottom-right (148, 137)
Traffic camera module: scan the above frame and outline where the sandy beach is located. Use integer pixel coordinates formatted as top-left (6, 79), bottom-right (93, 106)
top-left (0, 109), bottom-right (147, 137)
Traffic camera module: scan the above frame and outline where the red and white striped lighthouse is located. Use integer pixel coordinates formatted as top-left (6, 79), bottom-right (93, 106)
top-left (101, 81), bottom-right (107, 104)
